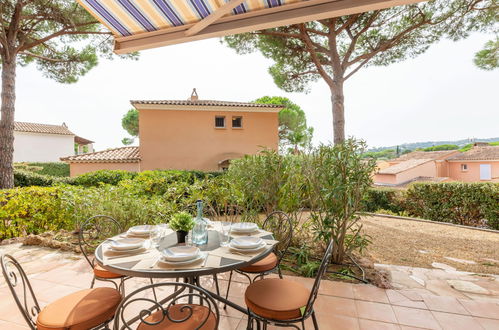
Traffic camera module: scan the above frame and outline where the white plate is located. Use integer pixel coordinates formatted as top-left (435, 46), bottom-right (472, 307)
top-left (106, 246), bottom-right (147, 255)
top-left (230, 237), bottom-right (263, 249)
top-left (128, 225), bottom-right (156, 236)
top-left (161, 246), bottom-right (200, 262)
top-left (109, 238), bottom-right (145, 251)
top-left (231, 222), bottom-right (258, 233)
top-left (229, 242), bottom-right (267, 253)
top-left (159, 253), bottom-right (205, 266)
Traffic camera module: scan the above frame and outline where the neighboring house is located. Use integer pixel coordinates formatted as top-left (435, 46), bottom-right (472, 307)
top-left (61, 146), bottom-right (140, 176)
top-left (374, 144), bottom-right (499, 186)
top-left (446, 144), bottom-right (499, 182)
top-left (14, 122), bottom-right (93, 163)
top-left (62, 91), bottom-right (282, 176)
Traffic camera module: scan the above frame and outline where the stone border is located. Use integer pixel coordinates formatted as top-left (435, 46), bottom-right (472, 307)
top-left (363, 212), bottom-right (499, 234)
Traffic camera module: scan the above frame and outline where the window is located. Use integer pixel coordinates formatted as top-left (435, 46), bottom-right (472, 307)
top-left (461, 164), bottom-right (468, 172)
top-left (215, 116), bottom-right (225, 128)
top-left (232, 116), bottom-right (243, 128)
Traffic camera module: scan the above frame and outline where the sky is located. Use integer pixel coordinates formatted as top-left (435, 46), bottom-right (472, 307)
top-left (14, 32), bottom-right (498, 151)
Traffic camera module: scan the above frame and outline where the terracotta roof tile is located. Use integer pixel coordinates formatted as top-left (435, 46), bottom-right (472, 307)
top-left (392, 150), bottom-right (458, 162)
top-left (447, 146), bottom-right (499, 161)
top-left (61, 146), bottom-right (140, 163)
top-left (14, 121), bottom-right (74, 135)
top-left (131, 99), bottom-right (283, 108)
top-left (378, 159), bottom-right (432, 174)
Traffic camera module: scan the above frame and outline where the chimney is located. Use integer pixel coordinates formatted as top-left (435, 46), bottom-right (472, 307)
top-left (190, 88), bottom-right (199, 101)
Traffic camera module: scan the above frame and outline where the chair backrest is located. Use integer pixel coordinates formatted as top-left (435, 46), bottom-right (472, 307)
top-left (113, 282), bottom-right (220, 330)
top-left (1, 254), bottom-right (40, 330)
top-left (78, 215), bottom-right (123, 268)
top-left (303, 240), bottom-right (334, 317)
top-left (262, 211), bottom-right (293, 263)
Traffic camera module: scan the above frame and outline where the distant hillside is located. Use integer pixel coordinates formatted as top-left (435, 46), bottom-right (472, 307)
top-left (369, 137), bottom-right (499, 152)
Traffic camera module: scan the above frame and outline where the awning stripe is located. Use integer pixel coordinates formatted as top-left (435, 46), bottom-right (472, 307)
top-left (151, 0), bottom-right (185, 26)
top-left (83, 0), bottom-right (131, 36)
top-left (117, 0), bottom-right (158, 31)
top-left (189, 0), bottom-right (212, 18)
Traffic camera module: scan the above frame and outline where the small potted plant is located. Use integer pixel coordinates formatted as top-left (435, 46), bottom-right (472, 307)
top-left (169, 212), bottom-right (195, 243)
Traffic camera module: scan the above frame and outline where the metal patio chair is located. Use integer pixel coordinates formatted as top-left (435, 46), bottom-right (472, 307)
top-left (225, 211), bottom-right (293, 304)
top-left (1, 254), bottom-right (121, 330)
top-left (113, 282), bottom-right (220, 330)
top-left (244, 239), bottom-right (334, 330)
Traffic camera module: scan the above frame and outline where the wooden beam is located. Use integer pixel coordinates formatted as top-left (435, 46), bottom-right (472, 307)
top-left (185, 0), bottom-right (247, 37)
top-left (114, 0), bottom-right (426, 54)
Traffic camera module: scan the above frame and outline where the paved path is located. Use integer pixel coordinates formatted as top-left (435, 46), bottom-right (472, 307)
top-left (1, 244), bottom-right (498, 329)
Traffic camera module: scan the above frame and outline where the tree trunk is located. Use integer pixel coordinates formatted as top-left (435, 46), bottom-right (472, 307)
top-left (0, 58), bottom-right (17, 189)
top-left (330, 80), bottom-right (345, 145)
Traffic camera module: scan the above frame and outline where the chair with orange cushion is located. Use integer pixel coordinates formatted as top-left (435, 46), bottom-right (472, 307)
top-left (113, 282), bottom-right (220, 330)
top-left (1, 254), bottom-right (121, 330)
top-left (78, 215), bottom-right (131, 295)
top-left (244, 239), bottom-right (334, 330)
top-left (224, 211), bottom-right (293, 305)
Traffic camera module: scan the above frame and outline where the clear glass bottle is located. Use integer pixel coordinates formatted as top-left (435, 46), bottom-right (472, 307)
top-left (192, 200), bottom-right (208, 245)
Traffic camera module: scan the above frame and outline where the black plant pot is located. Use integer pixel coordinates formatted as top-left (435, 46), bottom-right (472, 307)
top-left (176, 230), bottom-right (188, 243)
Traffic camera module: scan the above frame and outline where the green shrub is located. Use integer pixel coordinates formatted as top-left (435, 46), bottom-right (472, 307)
top-left (0, 187), bottom-right (72, 240)
top-left (361, 188), bottom-right (404, 214)
top-left (27, 162), bottom-right (70, 177)
top-left (422, 144), bottom-right (458, 151)
top-left (14, 169), bottom-right (73, 187)
top-left (72, 170), bottom-right (138, 187)
top-left (404, 182), bottom-right (499, 229)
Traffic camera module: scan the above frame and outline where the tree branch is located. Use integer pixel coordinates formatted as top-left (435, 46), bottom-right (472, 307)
top-left (300, 24), bottom-right (334, 87)
top-left (19, 50), bottom-right (71, 62)
top-left (19, 26), bottom-right (110, 51)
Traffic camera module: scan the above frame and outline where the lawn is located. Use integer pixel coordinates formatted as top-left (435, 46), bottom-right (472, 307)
top-left (361, 215), bottom-right (499, 275)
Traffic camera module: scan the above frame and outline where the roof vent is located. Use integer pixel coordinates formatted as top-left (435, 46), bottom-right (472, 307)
top-left (190, 88), bottom-right (199, 101)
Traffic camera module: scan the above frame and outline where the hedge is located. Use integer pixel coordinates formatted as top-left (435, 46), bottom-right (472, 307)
top-left (14, 170), bottom-right (73, 187)
top-left (27, 162), bottom-right (70, 177)
top-left (361, 188), bottom-right (404, 214)
top-left (404, 182), bottom-right (499, 229)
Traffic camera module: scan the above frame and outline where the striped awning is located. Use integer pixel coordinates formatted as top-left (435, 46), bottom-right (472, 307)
top-left (78, 0), bottom-right (424, 54)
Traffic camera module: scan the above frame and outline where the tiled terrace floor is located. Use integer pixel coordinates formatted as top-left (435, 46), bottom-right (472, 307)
top-left (1, 244), bottom-right (498, 329)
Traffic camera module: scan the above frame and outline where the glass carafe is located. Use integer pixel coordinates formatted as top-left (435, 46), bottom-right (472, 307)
top-left (192, 200), bottom-right (208, 245)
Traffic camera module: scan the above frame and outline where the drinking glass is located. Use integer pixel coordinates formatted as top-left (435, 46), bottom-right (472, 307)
top-left (149, 226), bottom-right (162, 249)
top-left (218, 222), bottom-right (231, 247)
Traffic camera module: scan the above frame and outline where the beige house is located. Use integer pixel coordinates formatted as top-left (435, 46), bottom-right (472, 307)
top-left (14, 122), bottom-right (93, 163)
top-left (374, 144), bottom-right (499, 186)
top-left (63, 92), bottom-right (281, 176)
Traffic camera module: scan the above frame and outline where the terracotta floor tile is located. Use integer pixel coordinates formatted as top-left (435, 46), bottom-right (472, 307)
top-left (0, 320), bottom-right (29, 330)
top-left (386, 290), bottom-right (428, 310)
top-left (320, 280), bottom-right (355, 299)
top-left (459, 299), bottom-right (499, 319)
top-left (356, 300), bottom-right (397, 323)
top-left (422, 295), bottom-right (469, 314)
top-left (218, 316), bottom-right (243, 330)
top-left (399, 326), bottom-right (429, 330)
top-left (314, 295), bottom-right (357, 317)
top-left (431, 311), bottom-right (483, 330)
top-left (359, 318), bottom-right (401, 330)
top-left (476, 317), bottom-right (499, 330)
top-left (35, 284), bottom-right (82, 302)
top-left (305, 313), bottom-right (360, 330)
top-left (392, 306), bottom-right (442, 330)
top-left (353, 285), bottom-right (390, 303)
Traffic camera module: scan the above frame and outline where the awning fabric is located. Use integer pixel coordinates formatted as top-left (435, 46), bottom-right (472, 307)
top-left (78, 0), bottom-right (425, 54)
top-left (79, 0), bottom-right (300, 37)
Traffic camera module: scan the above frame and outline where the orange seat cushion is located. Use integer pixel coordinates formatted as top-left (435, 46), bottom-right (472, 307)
top-left (239, 253), bottom-right (278, 273)
top-left (94, 264), bottom-right (124, 279)
top-left (137, 304), bottom-right (217, 329)
top-left (245, 278), bottom-right (310, 320)
top-left (36, 287), bottom-right (121, 330)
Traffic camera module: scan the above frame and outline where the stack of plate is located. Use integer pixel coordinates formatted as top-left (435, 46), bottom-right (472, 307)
top-left (229, 236), bottom-right (266, 252)
top-left (126, 225), bottom-right (156, 238)
top-left (107, 238), bottom-right (146, 254)
top-left (231, 222), bottom-right (259, 234)
top-left (159, 246), bottom-right (204, 265)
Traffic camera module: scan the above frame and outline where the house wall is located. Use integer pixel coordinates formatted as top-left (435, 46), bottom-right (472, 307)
top-left (435, 160), bottom-right (449, 177)
top-left (69, 162), bottom-right (140, 177)
top-left (395, 161), bottom-right (436, 183)
top-left (139, 109), bottom-right (279, 171)
top-left (373, 173), bottom-right (397, 185)
top-left (448, 161), bottom-right (499, 182)
top-left (13, 132), bottom-right (74, 162)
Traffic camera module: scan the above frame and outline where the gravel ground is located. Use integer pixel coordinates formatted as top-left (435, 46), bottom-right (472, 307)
top-left (360, 215), bottom-right (499, 275)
